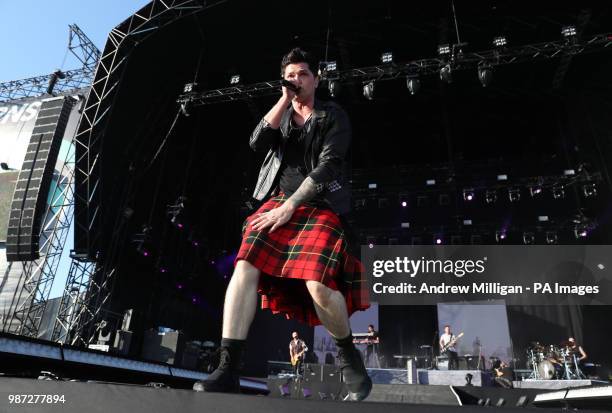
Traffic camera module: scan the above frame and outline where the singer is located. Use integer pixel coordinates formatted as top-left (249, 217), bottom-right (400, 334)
top-left (193, 48), bottom-right (371, 401)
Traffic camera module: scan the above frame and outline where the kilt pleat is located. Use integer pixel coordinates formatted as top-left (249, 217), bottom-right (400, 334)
top-left (235, 193), bottom-right (369, 326)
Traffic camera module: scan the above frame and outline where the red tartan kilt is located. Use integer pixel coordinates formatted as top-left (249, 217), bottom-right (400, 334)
top-left (235, 194), bottom-right (369, 326)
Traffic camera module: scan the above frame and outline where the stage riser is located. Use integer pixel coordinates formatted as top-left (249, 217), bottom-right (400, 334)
top-left (418, 370), bottom-right (494, 387)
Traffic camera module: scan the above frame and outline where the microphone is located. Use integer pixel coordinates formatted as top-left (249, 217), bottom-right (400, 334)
top-left (281, 79), bottom-right (301, 94)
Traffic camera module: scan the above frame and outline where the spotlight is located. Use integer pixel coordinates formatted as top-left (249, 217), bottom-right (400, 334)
top-left (328, 79), bottom-right (340, 98)
top-left (552, 184), bottom-right (565, 199)
top-left (401, 201), bottom-right (407, 207)
top-left (381, 52), bottom-right (393, 64)
top-left (438, 44), bottom-right (451, 56)
top-left (229, 75), bottom-right (241, 85)
top-left (363, 81), bottom-right (375, 100)
top-left (493, 36), bottom-right (507, 48)
top-left (529, 186), bottom-right (542, 197)
top-left (478, 66), bottom-right (493, 87)
top-left (485, 190), bottom-right (498, 204)
top-left (545, 231), bottom-right (558, 244)
top-left (322, 60), bottom-right (337, 72)
top-left (583, 183), bottom-right (597, 197)
top-left (574, 226), bottom-right (588, 239)
top-left (463, 189), bottom-right (475, 201)
top-left (508, 188), bottom-right (521, 202)
top-left (439, 64), bottom-right (452, 83)
top-left (522, 232), bottom-right (535, 245)
top-left (561, 25), bottom-right (577, 38)
top-left (495, 230), bottom-right (507, 243)
top-left (183, 82), bottom-right (199, 93)
top-left (426, 179), bottom-right (436, 186)
top-left (406, 77), bottom-right (421, 95)
top-left (434, 236), bottom-right (443, 245)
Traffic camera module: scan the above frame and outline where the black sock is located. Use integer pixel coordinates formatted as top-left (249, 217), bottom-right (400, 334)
top-left (333, 331), bottom-right (354, 349)
top-left (220, 338), bottom-right (246, 370)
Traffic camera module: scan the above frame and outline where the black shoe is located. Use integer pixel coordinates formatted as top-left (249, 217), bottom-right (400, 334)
top-left (193, 347), bottom-right (240, 393)
top-left (338, 345), bottom-right (372, 401)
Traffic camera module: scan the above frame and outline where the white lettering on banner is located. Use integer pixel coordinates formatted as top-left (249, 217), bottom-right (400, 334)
top-left (0, 101), bottom-right (42, 124)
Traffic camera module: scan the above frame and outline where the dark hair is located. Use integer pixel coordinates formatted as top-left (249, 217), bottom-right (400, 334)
top-left (280, 48), bottom-right (319, 78)
top-left (368, 324), bottom-right (375, 329)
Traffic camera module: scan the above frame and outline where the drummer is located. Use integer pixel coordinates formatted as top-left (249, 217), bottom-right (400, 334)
top-left (566, 337), bottom-right (588, 362)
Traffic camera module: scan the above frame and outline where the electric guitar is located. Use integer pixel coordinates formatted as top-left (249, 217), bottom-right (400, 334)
top-left (440, 332), bottom-right (464, 352)
top-left (291, 349), bottom-right (307, 366)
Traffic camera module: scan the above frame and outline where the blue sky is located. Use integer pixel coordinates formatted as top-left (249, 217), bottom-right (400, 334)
top-left (0, 0), bottom-right (150, 82)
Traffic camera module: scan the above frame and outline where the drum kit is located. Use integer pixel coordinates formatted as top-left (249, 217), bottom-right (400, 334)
top-left (527, 341), bottom-right (585, 380)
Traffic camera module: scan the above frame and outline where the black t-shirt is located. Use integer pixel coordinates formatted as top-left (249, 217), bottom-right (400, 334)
top-left (367, 331), bottom-right (379, 350)
top-left (279, 119), bottom-right (309, 196)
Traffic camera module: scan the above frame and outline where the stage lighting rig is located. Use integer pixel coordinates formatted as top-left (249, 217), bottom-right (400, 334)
top-left (545, 231), bottom-right (558, 244)
top-left (438, 44), bottom-right (451, 56)
top-left (522, 232), bottom-right (535, 245)
top-left (495, 230), bottom-right (507, 243)
top-left (552, 184), bottom-right (565, 199)
top-left (229, 75), bottom-right (241, 85)
top-left (561, 25), bottom-right (577, 38)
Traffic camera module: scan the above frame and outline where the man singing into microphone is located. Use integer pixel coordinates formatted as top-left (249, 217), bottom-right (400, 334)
top-left (193, 48), bottom-right (371, 401)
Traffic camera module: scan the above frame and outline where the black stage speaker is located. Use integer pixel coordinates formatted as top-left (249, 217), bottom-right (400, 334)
top-left (268, 363), bottom-right (344, 400)
top-left (5, 97), bottom-right (74, 261)
top-left (141, 330), bottom-right (185, 365)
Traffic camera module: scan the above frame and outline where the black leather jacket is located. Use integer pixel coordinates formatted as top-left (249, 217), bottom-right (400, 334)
top-left (249, 99), bottom-right (351, 215)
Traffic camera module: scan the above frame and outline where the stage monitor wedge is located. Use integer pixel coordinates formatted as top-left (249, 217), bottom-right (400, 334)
top-left (5, 96), bottom-right (74, 261)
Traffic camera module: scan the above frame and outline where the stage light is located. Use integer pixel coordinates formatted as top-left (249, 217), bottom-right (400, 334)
top-left (583, 183), bottom-right (597, 197)
top-left (229, 75), bottom-right (240, 85)
top-left (495, 231), bottom-right (507, 243)
top-left (508, 188), bottom-right (521, 202)
top-left (328, 79), bottom-right (340, 98)
top-left (183, 82), bottom-right (198, 93)
top-left (529, 186), bottom-right (542, 197)
top-left (574, 226), bottom-right (588, 239)
top-left (497, 174), bottom-right (508, 181)
top-left (368, 183), bottom-right (377, 189)
top-left (438, 44), bottom-right (451, 56)
top-left (538, 216), bottom-right (549, 222)
top-left (407, 77), bottom-right (421, 95)
top-left (552, 184), bottom-right (565, 199)
top-left (400, 222), bottom-right (410, 228)
top-left (485, 190), bottom-right (498, 204)
top-left (426, 179), bottom-right (436, 186)
top-left (434, 236), bottom-right (443, 245)
top-left (478, 66), bottom-right (493, 87)
top-left (363, 81), bottom-right (375, 100)
top-left (561, 25), bottom-right (577, 38)
top-left (546, 231), bottom-right (558, 244)
top-left (564, 169), bottom-right (575, 176)
top-left (325, 61), bottom-right (337, 71)
top-left (439, 64), bottom-right (452, 83)
top-left (463, 189), bottom-right (475, 201)
top-left (401, 201), bottom-right (407, 207)
top-left (463, 219), bottom-right (472, 226)
top-left (522, 232), bottom-right (535, 245)
top-left (493, 36), bottom-right (507, 48)
top-left (381, 52), bottom-right (393, 64)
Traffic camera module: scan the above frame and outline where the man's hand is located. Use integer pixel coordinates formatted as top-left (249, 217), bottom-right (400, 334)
top-left (251, 202), bottom-right (296, 233)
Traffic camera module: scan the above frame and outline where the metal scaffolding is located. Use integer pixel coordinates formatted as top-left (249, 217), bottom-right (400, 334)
top-left (0, 24), bottom-right (99, 102)
top-left (178, 32), bottom-right (612, 107)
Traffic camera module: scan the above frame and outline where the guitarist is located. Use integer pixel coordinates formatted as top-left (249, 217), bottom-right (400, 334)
top-left (289, 331), bottom-right (308, 376)
top-left (439, 325), bottom-right (460, 370)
